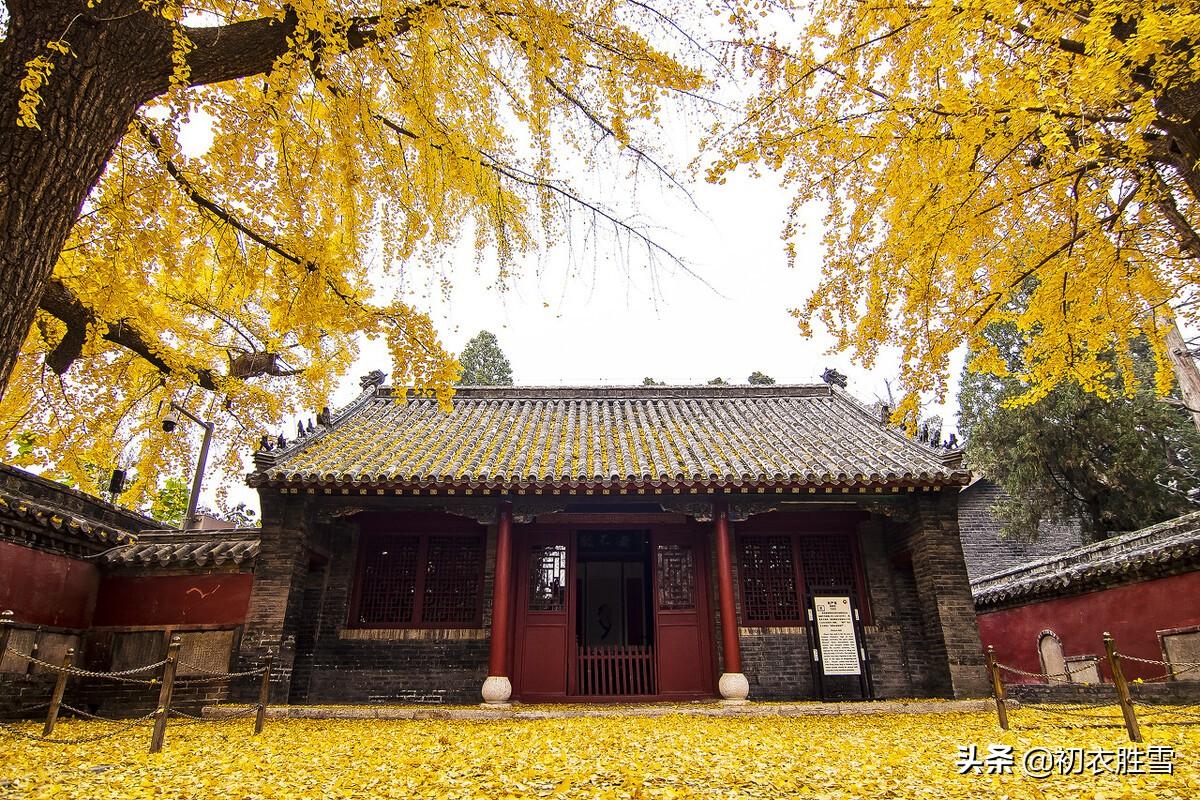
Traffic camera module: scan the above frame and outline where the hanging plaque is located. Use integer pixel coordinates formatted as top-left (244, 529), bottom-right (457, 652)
top-left (812, 595), bottom-right (862, 676)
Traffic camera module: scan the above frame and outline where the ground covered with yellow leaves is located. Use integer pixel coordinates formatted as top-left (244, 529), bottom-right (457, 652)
top-left (2, 709), bottom-right (1197, 798)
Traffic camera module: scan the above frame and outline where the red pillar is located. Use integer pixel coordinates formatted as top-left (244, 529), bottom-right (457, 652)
top-left (713, 502), bottom-right (743, 675)
top-left (483, 501), bottom-right (514, 703)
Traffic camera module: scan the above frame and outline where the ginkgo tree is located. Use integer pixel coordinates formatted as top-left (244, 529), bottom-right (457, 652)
top-left (0, 1), bottom-right (767, 506)
top-left (709, 0), bottom-right (1200, 427)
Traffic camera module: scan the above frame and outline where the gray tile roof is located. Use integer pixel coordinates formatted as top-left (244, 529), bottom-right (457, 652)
top-left (250, 384), bottom-right (966, 492)
top-left (972, 511), bottom-right (1200, 608)
top-left (104, 531), bottom-right (260, 568)
top-left (0, 491), bottom-right (137, 547)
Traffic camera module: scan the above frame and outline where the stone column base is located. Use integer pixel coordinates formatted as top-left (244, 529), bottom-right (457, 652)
top-left (481, 675), bottom-right (512, 705)
top-left (718, 672), bottom-right (750, 704)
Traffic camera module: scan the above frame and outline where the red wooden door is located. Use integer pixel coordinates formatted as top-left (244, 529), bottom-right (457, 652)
top-left (513, 528), bottom-right (572, 700)
top-left (652, 528), bottom-right (714, 697)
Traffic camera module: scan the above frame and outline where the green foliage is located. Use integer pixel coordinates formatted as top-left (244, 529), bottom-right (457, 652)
top-left (222, 502), bottom-right (259, 528)
top-left (747, 371), bottom-right (775, 385)
top-left (458, 331), bottom-right (514, 386)
top-left (707, 377), bottom-right (728, 385)
top-left (13, 430), bottom-right (35, 459)
top-left (150, 477), bottom-right (190, 528)
top-left (960, 326), bottom-right (1200, 540)
top-left (641, 377), bottom-right (665, 386)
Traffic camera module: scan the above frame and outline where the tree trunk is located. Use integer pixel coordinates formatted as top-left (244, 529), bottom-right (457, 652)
top-left (0, 2), bottom-right (176, 400)
top-left (0, 3), bottom-right (385, 400)
top-left (1166, 321), bottom-right (1200, 433)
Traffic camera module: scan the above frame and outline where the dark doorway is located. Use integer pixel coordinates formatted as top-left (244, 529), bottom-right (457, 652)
top-left (573, 530), bottom-right (655, 696)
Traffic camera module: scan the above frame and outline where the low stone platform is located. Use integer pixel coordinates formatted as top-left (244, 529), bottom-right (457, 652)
top-left (204, 698), bottom-right (1001, 721)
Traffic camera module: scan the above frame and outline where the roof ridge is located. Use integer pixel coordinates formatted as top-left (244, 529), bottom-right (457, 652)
top-left (252, 377), bottom-right (387, 470)
top-left (381, 384), bottom-right (835, 400)
top-left (0, 463), bottom-right (162, 530)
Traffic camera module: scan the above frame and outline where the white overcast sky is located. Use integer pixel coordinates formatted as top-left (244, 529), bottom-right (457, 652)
top-left (366, 167), bottom-right (963, 413)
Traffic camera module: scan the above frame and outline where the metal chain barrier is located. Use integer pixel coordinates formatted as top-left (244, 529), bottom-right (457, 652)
top-left (175, 662), bottom-right (266, 679)
top-left (2, 617), bottom-right (275, 752)
top-left (987, 634), bottom-right (1200, 744)
top-left (1020, 700), bottom-right (1120, 714)
top-left (0, 710), bottom-right (157, 745)
top-left (1132, 701), bottom-right (1200, 721)
top-left (5, 649), bottom-right (163, 684)
top-left (1117, 652), bottom-right (1200, 669)
top-left (1115, 652), bottom-right (1200, 683)
top-left (1023, 705), bottom-right (1124, 722)
top-left (58, 703), bottom-right (147, 725)
top-left (996, 660), bottom-right (1099, 684)
top-left (174, 666), bottom-right (266, 686)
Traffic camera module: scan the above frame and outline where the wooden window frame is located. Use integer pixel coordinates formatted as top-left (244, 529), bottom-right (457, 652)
top-left (735, 534), bottom-right (804, 625)
top-left (736, 531), bottom-right (872, 627)
top-left (347, 531), bottom-right (485, 630)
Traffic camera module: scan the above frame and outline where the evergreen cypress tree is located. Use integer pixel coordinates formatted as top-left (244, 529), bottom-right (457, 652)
top-left (457, 331), bottom-right (514, 386)
top-left (959, 325), bottom-right (1200, 540)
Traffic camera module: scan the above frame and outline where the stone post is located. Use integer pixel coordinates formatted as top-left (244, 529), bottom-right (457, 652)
top-left (714, 502), bottom-right (748, 703)
top-left (482, 501), bottom-right (514, 705)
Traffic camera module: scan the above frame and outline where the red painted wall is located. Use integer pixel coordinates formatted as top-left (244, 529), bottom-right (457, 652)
top-left (92, 573), bottom-right (253, 627)
top-left (0, 540), bottom-right (99, 628)
top-left (977, 571), bottom-right (1200, 683)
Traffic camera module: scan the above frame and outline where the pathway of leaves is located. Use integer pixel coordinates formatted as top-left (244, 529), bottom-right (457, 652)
top-left (2, 710), bottom-right (1197, 798)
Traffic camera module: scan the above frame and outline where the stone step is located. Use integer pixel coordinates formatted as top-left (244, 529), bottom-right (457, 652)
top-left (203, 698), bottom-right (1002, 721)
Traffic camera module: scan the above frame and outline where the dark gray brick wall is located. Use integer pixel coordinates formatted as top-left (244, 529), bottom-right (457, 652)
top-left (902, 491), bottom-right (990, 698)
top-left (233, 493), bottom-right (313, 703)
top-left (958, 480), bottom-right (1083, 581)
top-left (739, 630), bottom-right (814, 699)
top-left (296, 514), bottom-right (495, 705)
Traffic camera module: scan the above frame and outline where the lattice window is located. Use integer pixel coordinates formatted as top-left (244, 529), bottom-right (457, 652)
top-left (529, 544), bottom-right (567, 612)
top-left (356, 536), bottom-right (419, 625)
top-left (656, 544), bottom-right (695, 610)
top-left (738, 536), bottom-right (801, 623)
top-left (798, 535), bottom-right (858, 595)
top-left (422, 536), bottom-right (485, 623)
top-left (354, 534), bottom-right (484, 627)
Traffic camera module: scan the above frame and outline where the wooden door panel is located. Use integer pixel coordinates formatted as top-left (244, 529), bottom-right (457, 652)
top-left (657, 623), bottom-right (706, 694)
top-left (652, 528), bottom-right (715, 697)
top-left (521, 624), bottom-right (569, 694)
top-left (513, 530), bottom-right (571, 699)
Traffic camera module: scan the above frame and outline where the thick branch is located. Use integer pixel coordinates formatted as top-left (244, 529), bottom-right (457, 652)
top-left (38, 280), bottom-right (305, 387)
top-left (180, 5), bottom-right (427, 90)
top-left (182, 12), bottom-right (301, 89)
top-left (38, 278), bottom-right (220, 390)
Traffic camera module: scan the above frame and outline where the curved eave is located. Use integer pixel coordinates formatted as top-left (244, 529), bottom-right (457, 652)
top-left (248, 471), bottom-right (970, 497)
top-left (0, 494), bottom-right (138, 547)
top-left (974, 542), bottom-right (1200, 610)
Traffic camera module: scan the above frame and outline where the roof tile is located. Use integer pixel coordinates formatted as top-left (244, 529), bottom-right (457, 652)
top-left (252, 385), bottom-right (965, 491)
